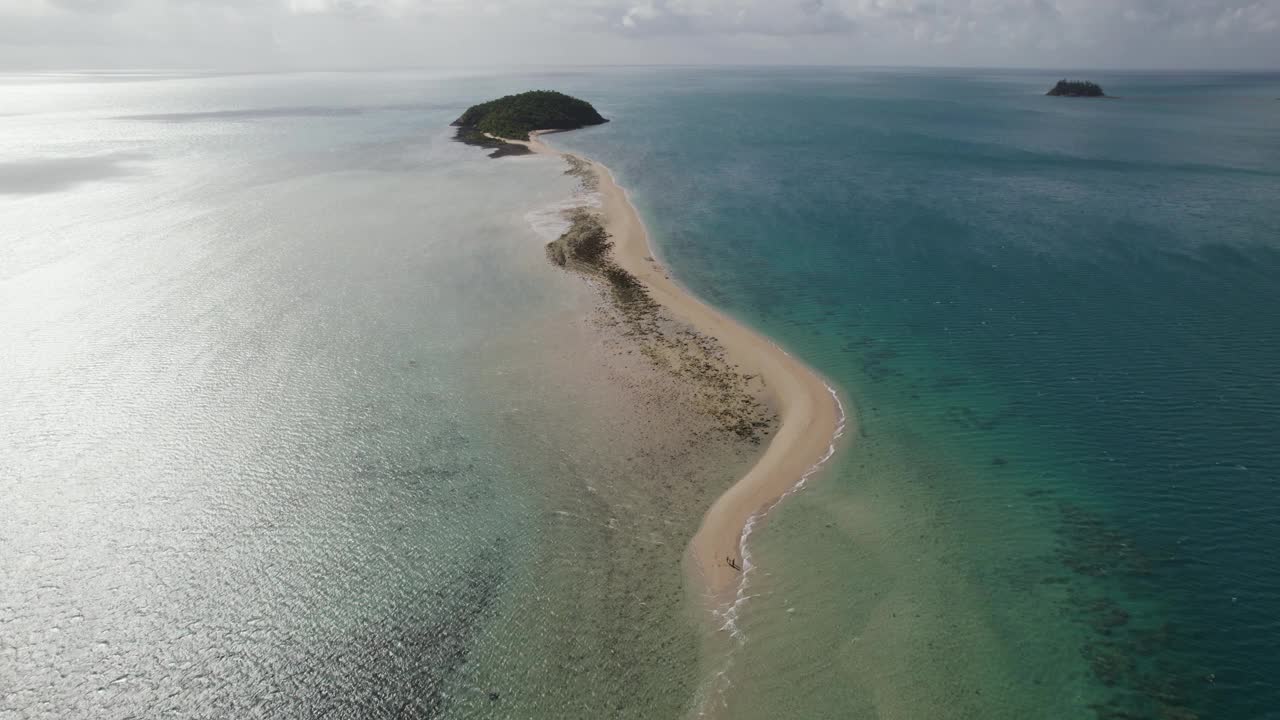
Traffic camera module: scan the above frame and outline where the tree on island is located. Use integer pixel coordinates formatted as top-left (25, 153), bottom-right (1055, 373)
top-left (1047, 80), bottom-right (1106, 97)
top-left (452, 90), bottom-right (608, 142)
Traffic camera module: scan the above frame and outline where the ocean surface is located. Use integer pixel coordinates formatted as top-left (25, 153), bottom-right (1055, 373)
top-left (4, 68), bottom-right (1280, 719)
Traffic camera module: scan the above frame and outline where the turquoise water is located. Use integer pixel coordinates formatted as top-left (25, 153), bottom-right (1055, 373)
top-left (551, 68), bottom-right (1280, 718)
top-left (4, 68), bottom-right (1280, 718)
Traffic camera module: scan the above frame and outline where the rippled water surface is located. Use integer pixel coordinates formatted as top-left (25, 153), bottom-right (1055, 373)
top-left (2, 70), bottom-right (754, 719)
top-left (5, 68), bottom-right (1280, 719)
top-left (550, 68), bottom-right (1280, 719)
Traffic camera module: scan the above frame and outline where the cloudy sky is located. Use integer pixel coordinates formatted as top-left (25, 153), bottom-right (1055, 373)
top-left (1, 0), bottom-right (1277, 70)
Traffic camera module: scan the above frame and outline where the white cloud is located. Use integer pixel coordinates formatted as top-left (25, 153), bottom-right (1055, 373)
top-left (612, 0), bottom-right (857, 34)
top-left (621, 1), bottom-right (658, 28)
top-left (0, 0), bottom-right (1276, 69)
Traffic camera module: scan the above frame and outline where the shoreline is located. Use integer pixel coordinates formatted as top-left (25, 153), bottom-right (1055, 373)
top-left (509, 129), bottom-right (846, 605)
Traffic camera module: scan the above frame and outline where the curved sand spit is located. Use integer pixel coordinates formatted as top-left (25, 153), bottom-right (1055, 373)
top-left (511, 130), bottom-right (846, 602)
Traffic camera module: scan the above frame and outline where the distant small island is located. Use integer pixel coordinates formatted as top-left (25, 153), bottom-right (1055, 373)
top-left (452, 91), bottom-right (608, 158)
top-left (1047, 80), bottom-right (1106, 97)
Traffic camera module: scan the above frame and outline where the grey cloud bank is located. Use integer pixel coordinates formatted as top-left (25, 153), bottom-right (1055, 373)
top-left (0, 0), bottom-right (1276, 70)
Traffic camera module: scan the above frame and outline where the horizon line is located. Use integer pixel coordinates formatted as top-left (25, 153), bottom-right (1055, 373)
top-left (4, 62), bottom-right (1278, 76)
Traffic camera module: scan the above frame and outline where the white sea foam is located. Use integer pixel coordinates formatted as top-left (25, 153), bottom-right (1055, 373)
top-left (523, 191), bottom-right (601, 242)
top-left (714, 364), bottom-right (847, 639)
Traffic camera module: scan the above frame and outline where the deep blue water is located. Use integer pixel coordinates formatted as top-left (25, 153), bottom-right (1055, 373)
top-left (550, 68), bottom-right (1280, 718)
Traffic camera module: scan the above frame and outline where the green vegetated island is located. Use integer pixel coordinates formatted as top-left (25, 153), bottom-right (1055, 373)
top-left (1047, 80), bottom-right (1106, 97)
top-left (452, 90), bottom-right (609, 158)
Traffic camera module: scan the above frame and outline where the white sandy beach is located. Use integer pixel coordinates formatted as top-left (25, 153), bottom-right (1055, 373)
top-left (511, 130), bottom-right (846, 602)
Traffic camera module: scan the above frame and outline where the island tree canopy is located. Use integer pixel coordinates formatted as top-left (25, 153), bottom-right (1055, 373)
top-left (452, 91), bottom-right (608, 141)
top-left (1047, 80), bottom-right (1106, 97)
